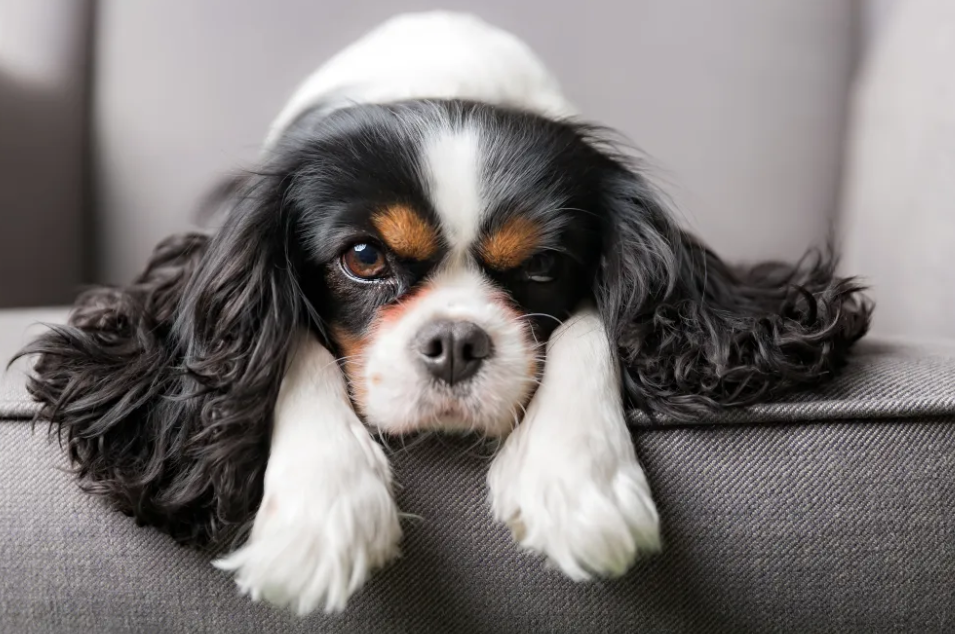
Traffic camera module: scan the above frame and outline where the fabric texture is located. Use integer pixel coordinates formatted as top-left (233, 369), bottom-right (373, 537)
top-left (632, 339), bottom-right (955, 426)
top-left (2, 420), bottom-right (954, 633)
top-left (3, 312), bottom-right (955, 632)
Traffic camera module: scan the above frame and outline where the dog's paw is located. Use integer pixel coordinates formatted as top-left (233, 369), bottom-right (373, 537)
top-left (214, 435), bottom-right (401, 615)
top-left (488, 411), bottom-right (660, 581)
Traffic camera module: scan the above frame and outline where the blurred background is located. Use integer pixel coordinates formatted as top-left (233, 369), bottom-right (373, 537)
top-left (0, 0), bottom-right (951, 338)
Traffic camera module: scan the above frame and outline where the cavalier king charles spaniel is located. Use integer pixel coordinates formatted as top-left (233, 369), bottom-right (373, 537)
top-left (23, 12), bottom-right (871, 615)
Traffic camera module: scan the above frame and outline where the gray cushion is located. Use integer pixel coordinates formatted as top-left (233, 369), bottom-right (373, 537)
top-left (3, 312), bottom-right (955, 633)
top-left (0, 308), bottom-right (68, 418)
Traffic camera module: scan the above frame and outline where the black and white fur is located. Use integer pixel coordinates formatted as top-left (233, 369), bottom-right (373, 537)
top-left (22, 12), bottom-right (870, 614)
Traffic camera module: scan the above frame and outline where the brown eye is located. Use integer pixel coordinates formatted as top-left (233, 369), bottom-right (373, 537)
top-left (522, 252), bottom-right (557, 283)
top-left (342, 243), bottom-right (390, 280)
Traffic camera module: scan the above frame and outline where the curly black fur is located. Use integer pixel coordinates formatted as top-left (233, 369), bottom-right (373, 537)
top-left (17, 101), bottom-right (871, 548)
top-left (597, 167), bottom-right (871, 419)
top-left (19, 172), bottom-right (303, 545)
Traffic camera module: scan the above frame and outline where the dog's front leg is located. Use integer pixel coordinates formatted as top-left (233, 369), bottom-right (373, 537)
top-left (215, 332), bottom-right (401, 614)
top-left (488, 307), bottom-right (660, 579)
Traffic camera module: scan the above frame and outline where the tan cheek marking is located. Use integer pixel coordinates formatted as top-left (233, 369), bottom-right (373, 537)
top-left (372, 204), bottom-right (439, 260)
top-left (330, 325), bottom-right (371, 415)
top-left (377, 285), bottom-right (430, 326)
top-left (332, 288), bottom-right (432, 414)
top-left (479, 216), bottom-right (542, 271)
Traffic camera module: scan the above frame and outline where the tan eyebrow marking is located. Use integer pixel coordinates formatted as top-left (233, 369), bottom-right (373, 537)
top-left (371, 204), bottom-right (439, 260)
top-left (479, 216), bottom-right (542, 270)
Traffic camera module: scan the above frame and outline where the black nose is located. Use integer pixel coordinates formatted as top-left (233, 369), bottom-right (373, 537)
top-left (414, 320), bottom-right (493, 385)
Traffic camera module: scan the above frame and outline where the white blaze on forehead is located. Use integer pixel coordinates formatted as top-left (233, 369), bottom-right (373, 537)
top-left (421, 125), bottom-right (484, 258)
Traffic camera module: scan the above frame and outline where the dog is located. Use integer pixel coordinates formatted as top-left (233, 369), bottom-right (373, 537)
top-left (22, 12), bottom-right (871, 615)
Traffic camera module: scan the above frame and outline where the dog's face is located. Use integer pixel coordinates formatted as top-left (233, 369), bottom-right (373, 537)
top-left (279, 101), bottom-right (607, 436)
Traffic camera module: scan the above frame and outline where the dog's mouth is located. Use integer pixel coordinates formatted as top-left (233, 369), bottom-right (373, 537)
top-left (350, 287), bottom-right (540, 437)
top-left (436, 404), bottom-right (462, 418)
top-left (360, 381), bottom-right (525, 437)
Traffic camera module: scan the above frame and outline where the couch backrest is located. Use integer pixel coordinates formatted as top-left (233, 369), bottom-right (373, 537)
top-left (88, 0), bottom-right (858, 283)
top-left (1, 2), bottom-right (862, 306)
top-left (0, 0), bottom-right (92, 307)
top-left (841, 0), bottom-right (955, 339)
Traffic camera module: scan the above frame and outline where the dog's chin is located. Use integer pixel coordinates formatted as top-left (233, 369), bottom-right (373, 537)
top-left (366, 409), bottom-right (518, 438)
top-left (361, 387), bottom-right (523, 438)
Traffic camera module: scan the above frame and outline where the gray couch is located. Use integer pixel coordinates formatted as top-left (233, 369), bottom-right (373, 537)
top-left (3, 1), bottom-right (955, 632)
top-left (4, 314), bottom-right (955, 632)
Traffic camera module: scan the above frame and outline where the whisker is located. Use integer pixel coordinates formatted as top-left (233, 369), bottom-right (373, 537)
top-left (550, 206), bottom-right (601, 219)
top-left (376, 428), bottom-right (394, 453)
top-left (459, 432), bottom-right (494, 461)
top-left (401, 430), bottom-right (434, 451)
top-left (507, 406), bottom-right (522, 435)
top-left (516, 313), bottom-right (565, 327)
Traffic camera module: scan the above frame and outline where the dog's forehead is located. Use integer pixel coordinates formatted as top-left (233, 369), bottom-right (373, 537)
top-left (336, 120), bottom-right (554, 270)
top-left (302, 102), bottom-right (595, 269)
top-left (411, 120), bottom-right (562, 268)
top-left (419, 126), bottom-right (483, 257)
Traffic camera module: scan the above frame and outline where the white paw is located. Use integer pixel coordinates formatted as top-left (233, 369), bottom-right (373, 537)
top-left (213, 431), bottom-right (402, 615)
top-left (488, 408), bottom-right (660, 581)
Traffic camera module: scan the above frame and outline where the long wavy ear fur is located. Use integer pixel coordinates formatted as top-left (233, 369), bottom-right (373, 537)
top-left (19, 175), bottom-right (301, 545)
top-left (597, 166), bottom-right (872, 420)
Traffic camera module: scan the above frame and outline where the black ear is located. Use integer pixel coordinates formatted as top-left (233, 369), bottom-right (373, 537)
top-left (595, 168), bottom-right (872, 420)
top-left (20, 173), bottom-right (304, 545)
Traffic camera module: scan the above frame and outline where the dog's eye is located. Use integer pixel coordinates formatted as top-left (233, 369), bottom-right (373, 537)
top-left (342, 243), bottom-right (390, 280)
top-left (522, 252), bottom-right (557, 283)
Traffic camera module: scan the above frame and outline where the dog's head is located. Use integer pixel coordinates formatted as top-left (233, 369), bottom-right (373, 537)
top-left (277, 102), bottom-right (607, 436)
top-left (194, 98), bottom-right (869, 439)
